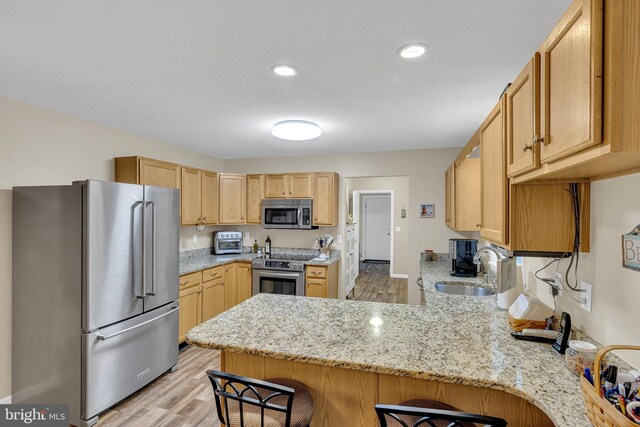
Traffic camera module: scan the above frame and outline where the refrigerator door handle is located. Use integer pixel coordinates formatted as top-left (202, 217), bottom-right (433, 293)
top-left (141, 200), bottom-right (147, 298)
top-left (95, 306), bottom-right (179, 341)
top-left (133, 200), bottom-right (145, 299)
top-left (145, 201), bottom-right (157, 296)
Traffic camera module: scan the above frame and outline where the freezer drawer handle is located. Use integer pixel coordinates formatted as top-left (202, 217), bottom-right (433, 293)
top-left (95, 306), bottom-right (179, 341)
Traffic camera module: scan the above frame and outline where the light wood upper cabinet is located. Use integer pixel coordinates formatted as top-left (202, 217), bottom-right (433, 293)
top-left (115, 156), bottom-right (179, 189)
top-left (265, 174), bottom-right (287, 198)
top-left (219, 173), bottom-right (246, 224)
top-left (246, 174), bottom-right (265, 224)
top-left (180, 168), bottom-right (218, 226)
top-left (480, 98), bottom-right (508, 246)
top-left (444, 165), bottom-right (455, 230)
top-left (289, 173), bottom-right (313, 197)
top-left (180, 168), bottom-right (201, 226)
top-left (313, 172), bottom-right (338, 226)
top-left (454, 158), bottom-right (481, 231)
top-left (507, 54), bottom-right (541, 177)
top-left (265, 173), bottom-right (313, 198)
top-left (236, 263), bottom-right (252, 305)
top-left (540, 0), bottom-right (602, 163)
top-left (201, 171), bottom-right (219, 225)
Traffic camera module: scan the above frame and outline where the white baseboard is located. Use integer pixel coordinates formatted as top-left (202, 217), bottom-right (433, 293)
top-left (390, 273), bottom-right (408, 279)
top-left (0, 394), bottom-right (11, 404)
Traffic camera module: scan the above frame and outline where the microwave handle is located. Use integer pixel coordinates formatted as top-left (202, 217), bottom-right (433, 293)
top-left (298, 207), bottom-right (303, 228)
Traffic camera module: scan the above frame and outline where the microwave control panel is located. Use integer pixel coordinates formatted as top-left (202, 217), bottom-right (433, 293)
top-left (302, 208), bottom-right (311, 225)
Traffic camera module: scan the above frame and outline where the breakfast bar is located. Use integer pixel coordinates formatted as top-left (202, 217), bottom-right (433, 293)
top-left (187, 256), bottom-right (590, 427)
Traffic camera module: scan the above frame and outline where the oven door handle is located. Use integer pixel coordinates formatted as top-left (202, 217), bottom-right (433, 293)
top-left (256, 271), bottom-right (303, 278)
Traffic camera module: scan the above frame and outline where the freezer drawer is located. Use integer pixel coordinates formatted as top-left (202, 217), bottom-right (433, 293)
top-left (82, 302), bottom-right (179, 419)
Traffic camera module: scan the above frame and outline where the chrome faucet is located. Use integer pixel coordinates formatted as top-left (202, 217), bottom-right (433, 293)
top-left (473, 246), bottom-right (516, 294)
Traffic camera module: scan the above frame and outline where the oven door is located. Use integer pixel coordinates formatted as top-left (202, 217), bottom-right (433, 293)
top-left (262, 206), bottom-right (301, 229)
top-left (252, 270), bottom-right (304, 296)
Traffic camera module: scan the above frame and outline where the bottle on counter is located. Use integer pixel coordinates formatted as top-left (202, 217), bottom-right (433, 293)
top-left (253, 240), bottom-right (259, 253)
top-left (265, 235), bottom-right (271, 254)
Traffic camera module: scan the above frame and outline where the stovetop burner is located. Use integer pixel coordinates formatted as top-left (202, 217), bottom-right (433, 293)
top-left (257, 253), bottom-right (317, 262)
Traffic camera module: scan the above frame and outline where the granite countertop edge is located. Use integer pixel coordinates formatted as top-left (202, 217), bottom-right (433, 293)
top-left (180, 252), bottom-right (340, 275)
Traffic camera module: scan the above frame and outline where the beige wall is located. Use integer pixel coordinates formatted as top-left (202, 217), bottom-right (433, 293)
top-left (224, 148), bottom-right (474, 300)
top-left (522, 173), bottom-right (640, 368)
top-left (0, 97), bottom-right (225, 400)
top-left (347, 176), bottom-right (410, 276)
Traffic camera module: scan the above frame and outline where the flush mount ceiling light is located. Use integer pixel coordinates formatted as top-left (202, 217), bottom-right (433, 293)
top-left (271, 64), bottom-right (298, 77)
top-left (271, 120), bottom-right (321, 141)
top-left (398, 43), bottom-right (428, 59)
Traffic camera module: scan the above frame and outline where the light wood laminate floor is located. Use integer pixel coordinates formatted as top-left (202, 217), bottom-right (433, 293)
top-left (350, 262), bottom-right (408, 304)
top-left (97, 345), bottom-right (221, 427)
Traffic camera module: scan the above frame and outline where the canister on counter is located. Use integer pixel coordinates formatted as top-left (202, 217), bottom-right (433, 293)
top-left (566, 340), bottom-right (598, 375)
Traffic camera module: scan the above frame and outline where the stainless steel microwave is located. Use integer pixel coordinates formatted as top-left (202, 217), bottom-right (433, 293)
top-left (261, 199), bottom-right (318, 229)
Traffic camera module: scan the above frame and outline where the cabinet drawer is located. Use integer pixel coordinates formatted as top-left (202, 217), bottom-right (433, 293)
top-left (203, 266), bottom-right (225, 282)
top-left (179, 271), bottom-right (201, 289)
top-left (306, 265), bottom-right (327, 279)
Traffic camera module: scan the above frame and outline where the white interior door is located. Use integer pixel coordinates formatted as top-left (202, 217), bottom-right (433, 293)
top-left (362, 195), bottom-right (391, 260)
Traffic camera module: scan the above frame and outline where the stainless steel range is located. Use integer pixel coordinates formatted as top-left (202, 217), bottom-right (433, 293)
top-left (252, 254), bottom-right (316, 296)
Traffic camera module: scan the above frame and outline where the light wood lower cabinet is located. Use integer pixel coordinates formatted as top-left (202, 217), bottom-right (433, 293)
top-left (178, 272), bottom-right (202, 343)
top-left (305, 263), bottom-right (338, 298)
top-left (237, 263), bottom-right (253, 304)
top-left (224, 263), bottom-right (238, 310)
top-left (201, 266), bottom-right (225, 323)
top-left (180, 262), bottom-right (252, 343)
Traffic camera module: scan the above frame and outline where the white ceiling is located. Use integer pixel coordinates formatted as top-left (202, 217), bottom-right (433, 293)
top-left (0, 0), bottom-right (571, 159)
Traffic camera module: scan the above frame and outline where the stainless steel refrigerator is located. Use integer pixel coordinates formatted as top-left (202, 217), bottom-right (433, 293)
top-left (12, 180), bottom-right (180, 427)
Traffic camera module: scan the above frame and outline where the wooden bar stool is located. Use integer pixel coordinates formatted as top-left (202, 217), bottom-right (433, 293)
top-left (206, 370), bottom-right (314, 427)
top-left (375, 399), bottom-right (507, 427)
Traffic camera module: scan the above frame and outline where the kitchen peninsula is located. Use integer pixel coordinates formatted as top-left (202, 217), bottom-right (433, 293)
top-left (187, 255), bottom-right (590, 427)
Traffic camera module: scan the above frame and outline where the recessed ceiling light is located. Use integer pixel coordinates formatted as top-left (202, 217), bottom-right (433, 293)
top-left (272, 120), bottom-right (321, 141)
top-left (398, 43), bottom-right (428, 59)
top-left (271, 64), bottom-right (298, 77)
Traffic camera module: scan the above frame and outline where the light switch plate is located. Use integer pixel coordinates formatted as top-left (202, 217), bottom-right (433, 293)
top-left (395, 226), bottom-right (401, 232)
top-left (192, 234), bottom-right (198, 243)
top-left (336, 234), bottom-right (343, 243)
top-left (580, 281), bottom-right (592, 312)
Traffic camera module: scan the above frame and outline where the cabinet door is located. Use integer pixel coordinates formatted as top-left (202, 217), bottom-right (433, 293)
top-left (201, 171), bottom-right (218, 225)
top-left (180, 167), bottom-right (201, 226)
top-left (540, 0), bottom-right (602, 163)
top-left (202, 278), bottom-right (225, 322)
top-left (246, 175), bottom-right (264, 224)
top-left (305, 279), bottom-right (327, 298)
top-left (219, 174), bottom-right (246, 224)
top-left (480, 98), bottom-right (508, 245)
top-left (139, 158), bottom-right (179, 189)
top-left (313, 173), bottom-right (335, 226)
top-left (289, 173), bottom-right (313, 198)
top-left (444, 165), bottom-right (455, 229)
top-left (507, 54), bottom-right (540, 177)
top-left (265, 174), bottom-right (287, 198)
top-left (224, 263), bottom-right (237, 310)
top-left (178, 285), bottom-right (201, 343)
top-left (236, 263), bottom-right (253, 304)
top-left (454, 159), bottom-right (481, 231)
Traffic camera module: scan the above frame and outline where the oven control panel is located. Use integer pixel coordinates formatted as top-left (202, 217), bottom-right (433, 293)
top-left (265, 260), bottom-right (290, 269)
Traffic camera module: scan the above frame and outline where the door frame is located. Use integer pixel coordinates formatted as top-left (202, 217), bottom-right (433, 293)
top-left (353, 190), bottom-right (404, 279)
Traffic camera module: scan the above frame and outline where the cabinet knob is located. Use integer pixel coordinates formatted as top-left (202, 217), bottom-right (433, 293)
top-left (315, 216), bottom-right (318, 220)
top-left (476, 224), bottom-right (482, 228)
top-left (203, 217), bottom-right (206, 221)
top-left (532, 135), bottom-right (545, 145)
top-left (522, 144), bottom-right (533, 152)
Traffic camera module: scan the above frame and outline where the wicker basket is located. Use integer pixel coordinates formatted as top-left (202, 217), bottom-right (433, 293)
top-left (507, 313), bottom-right (547, 332)
top-left (580, 345), bottom-right (640, 427)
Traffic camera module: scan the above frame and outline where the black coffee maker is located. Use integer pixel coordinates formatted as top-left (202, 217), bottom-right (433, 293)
top-left (449, 239), bottom-right (478, 277)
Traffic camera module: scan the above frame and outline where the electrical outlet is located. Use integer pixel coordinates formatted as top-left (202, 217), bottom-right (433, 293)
top-left (192, 234), bottom-right (198, 243)
top-left (580, 281), bottom-right (593, 312)
top-left (555, 272), bottom-right (564, 287)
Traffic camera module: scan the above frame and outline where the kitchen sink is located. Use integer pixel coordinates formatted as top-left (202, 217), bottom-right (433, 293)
top-left (434, 282), bottom-right (495, 297)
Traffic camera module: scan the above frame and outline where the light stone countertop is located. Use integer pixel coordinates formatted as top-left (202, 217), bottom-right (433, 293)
top-left (179, 248), bottom-right (340, 275)
top-left (187, 255), bottom-right (590, 427)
